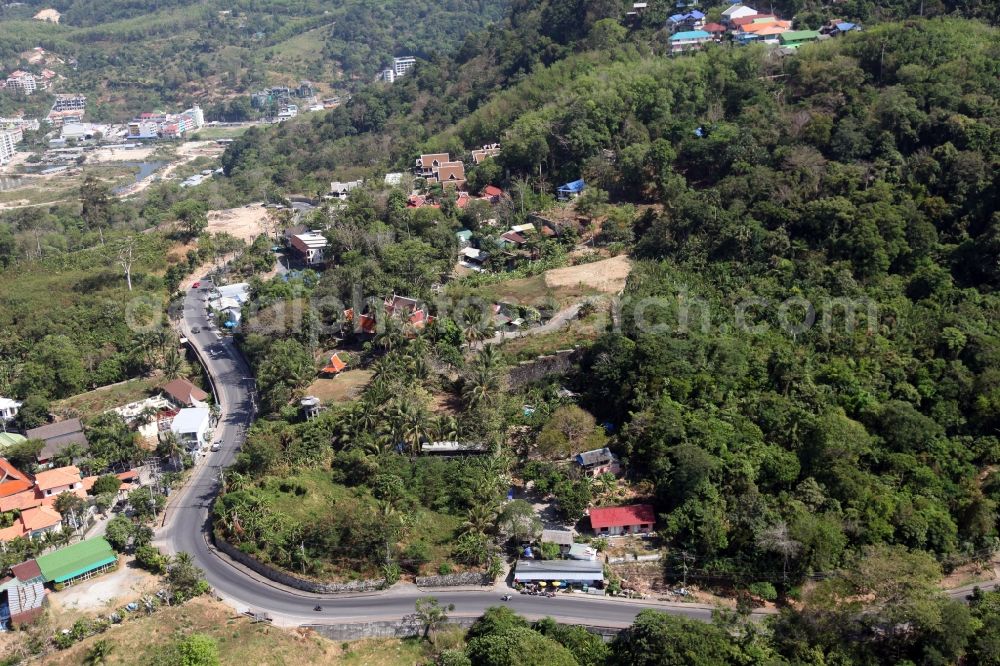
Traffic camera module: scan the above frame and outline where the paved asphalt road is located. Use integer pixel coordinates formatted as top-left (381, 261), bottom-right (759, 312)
top-left (156, 281), bottom-right (741, 628)
top-left (159, 281), bottom-right (998, 628)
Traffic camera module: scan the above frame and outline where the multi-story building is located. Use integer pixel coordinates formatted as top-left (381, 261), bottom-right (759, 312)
top-left (5, 71), bottom-right (37, 95)
top-left (393, 56), bottom-right (417, 77)
top-left (50, 94), bottom-right (86, 113)
top-left (0, 128), bottom-right (23, 165)
top-left (126, 105), bottom-right (204, 140)
top-left (47, 94), bottom-right (87, 126)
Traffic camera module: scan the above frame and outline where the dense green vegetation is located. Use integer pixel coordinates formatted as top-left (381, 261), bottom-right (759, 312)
top-left (207, 2), bottom-right (1000, 655)
top-left (0, 0), bottom-right (506, 119)
top-left (441, 586), bottom-right (1000, 666)
top-left (222, 12), bottom-right (1000, 585)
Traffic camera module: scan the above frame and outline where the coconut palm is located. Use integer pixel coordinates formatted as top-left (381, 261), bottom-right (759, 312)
top-left (133, 406), bottom-right (159, 429)
top-left (462, 502), bottom-right (498, 536)
top-left (162, 347), bottom-right (183, 379)
top-left (157, 432), bottom-right (183, 470)
top-left (462, 366), bottom-right (500, 408)
top-left (463, 322), bottom-right (490, 347)
top-left (54, 443), bottom-right (84, 467)
top-left (374, 317), bottom-right (404, 352)
top-left (432, 415), bottom-right (459, 442)
top-left (474, 345), bottom-right (504, 372)
top-left (393, 401), bottom-right (430, 458)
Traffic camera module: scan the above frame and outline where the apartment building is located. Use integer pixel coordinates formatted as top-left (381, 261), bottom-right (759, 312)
top-left (0, 128), bottom-right (24, 165)
top-left (5, 71), bottom-right (36, 95)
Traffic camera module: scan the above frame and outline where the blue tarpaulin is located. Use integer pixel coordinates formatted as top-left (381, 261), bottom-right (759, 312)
top-left (557, 179), bottom-right (585, 195)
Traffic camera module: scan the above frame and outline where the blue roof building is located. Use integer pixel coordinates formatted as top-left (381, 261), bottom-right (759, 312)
top-left (557, 179), bottom-right (585, 200)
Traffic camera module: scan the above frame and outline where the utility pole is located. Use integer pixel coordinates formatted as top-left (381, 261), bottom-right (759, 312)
top-left (679, 550), bottom-right (694, 589)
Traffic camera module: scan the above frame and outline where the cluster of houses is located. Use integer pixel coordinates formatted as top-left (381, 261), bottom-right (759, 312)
top-left (126, 105), bottom-right (205, 140)
top-left (412, 144), bottom-right (501, 190)
top-left (0, 457), bottom-right (139, 544)
top-left (342, 294), bottom-right (435, 337)
top-left (1, 537), bottom-right (118, 629)
top-left (0, 376), bottom-right (215, 545)
top-left (513, 446), bottom-right (658, 591)
top-left (0, 376), bottom-right (216, 626)
top-left (667, 3), bottom-right (860, 54)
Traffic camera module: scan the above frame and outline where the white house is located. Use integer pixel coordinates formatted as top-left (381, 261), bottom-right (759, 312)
top-left (290, 232), bottom-right (329, 265)
top-left (330, 180), bottom-right (363, 199)
top-left (721, 4), bottom-right (758, 24)
top-left (170, 408), bottom-right (211, 451)
top-left (0, 397), bottom-right (21, 422)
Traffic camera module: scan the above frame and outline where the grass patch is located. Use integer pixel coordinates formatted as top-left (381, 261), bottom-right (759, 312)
top-left (257, 467), bottom-right (463, 579)
top-left (304, 370), bottom-right (373, 404)
top-left (501, 313), bottom-right (607, 362)
top-left (191, 125), bottom-right (252, 141)
top-left (51, 377), bottom-right (163, 419)
top-left (267, 23), bottom-right (339, 85)
top-left (35, 596), bottom-right (434, 665)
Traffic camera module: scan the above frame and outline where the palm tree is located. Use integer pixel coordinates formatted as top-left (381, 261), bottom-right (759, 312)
top-left (374, 317), bottom-right (404, 352)
top-left (162, 346), bottom-right (183, 379)
top-left (393, 401), bottom-right (430, 458)
top-left (39, 530), bottom-right (58, 553)
top-left (463, 322), bottom-right (490, 348)
top-left (411, 355), bottom-right (429, 381)
top-left (55, 527), bottom-right (73, 547)
top-left (157, 432), bottom-right (183, 470)
top-left (133, 406), bottom-right (159, 429)
top-left (55, 443), bottom-right (84, 467)
top-left (462, 503), bottom-right (498, 536)
top-left (462, 366), bottom-right (500, 408)
top-left (432, 415), bottom-right (458, 442)
top-left (474, 345), bottom-right (504, 372)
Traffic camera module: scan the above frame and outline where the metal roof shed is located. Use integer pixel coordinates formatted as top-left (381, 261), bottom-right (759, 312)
top-left (514, 559), bottom-right (604, 583)
top-left (35, 538), bottom-right (117, 585)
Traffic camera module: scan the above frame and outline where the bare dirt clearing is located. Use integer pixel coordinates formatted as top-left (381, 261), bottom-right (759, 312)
top-left (544, 254), bottom-right (632, 293)
top-left (206, 203), bottom-right (268, 243)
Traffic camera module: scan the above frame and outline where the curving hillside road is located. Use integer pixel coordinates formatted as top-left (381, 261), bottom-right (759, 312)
top-left (158, 283), bottom-right (998, 630)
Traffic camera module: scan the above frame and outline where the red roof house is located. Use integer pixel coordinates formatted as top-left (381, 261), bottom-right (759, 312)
top-left (588, 504), bottom-right (656, 536)
top-left (0, 459), bottom-right (33, 498)
top-left (481, 185), bottom-right (504, 203)
top-left (322, 353), bottom-right (347, 375)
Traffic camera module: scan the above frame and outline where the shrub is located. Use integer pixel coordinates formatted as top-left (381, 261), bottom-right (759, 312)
top-left (135, 545), bottom-right (169, 574)
top-left (92, 474), bottom-right (122, 496)
top-left (748, 581), bottom-right (778, 602)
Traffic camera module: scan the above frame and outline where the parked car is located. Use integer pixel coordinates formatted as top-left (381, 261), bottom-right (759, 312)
top-left (210, 442), bottom-right (221, 452)
top-left (192, 281), bottom-right (201, 288)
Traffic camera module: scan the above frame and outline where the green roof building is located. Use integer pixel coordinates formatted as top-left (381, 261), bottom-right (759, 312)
top-left (779, 30), bottom-right (821, 48)
top-left (0, 432), bottom-right (26, 449)
top-left (35, 538), bottom-right (118, 586)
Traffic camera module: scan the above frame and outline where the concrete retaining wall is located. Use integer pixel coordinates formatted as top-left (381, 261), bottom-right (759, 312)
top-left (307, 617), bottom-right (478, 641)
top-left (214, 536), bottom-right (386, 593)
top-left (415, 572), bottom-right (493, 587)
top-left (306, 618), bottom-right (624, 642)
